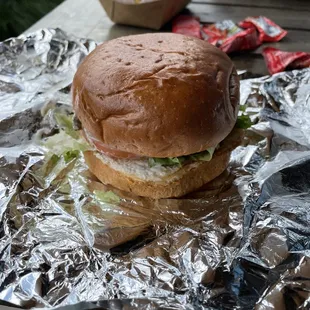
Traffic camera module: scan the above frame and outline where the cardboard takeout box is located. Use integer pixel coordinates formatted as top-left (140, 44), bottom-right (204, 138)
top-left (99, 0), bottom-right (191, 30)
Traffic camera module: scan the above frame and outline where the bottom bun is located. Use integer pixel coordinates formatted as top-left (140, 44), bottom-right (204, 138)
top-left (84, 129), bottom-right (242, 199)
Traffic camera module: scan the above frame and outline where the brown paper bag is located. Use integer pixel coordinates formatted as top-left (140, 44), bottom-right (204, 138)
top-left (99, 0), bottom-right (191, 30)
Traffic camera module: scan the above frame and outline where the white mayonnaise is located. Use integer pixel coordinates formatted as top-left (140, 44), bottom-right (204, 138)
top-left (95, 152), bottom-right (182, 181)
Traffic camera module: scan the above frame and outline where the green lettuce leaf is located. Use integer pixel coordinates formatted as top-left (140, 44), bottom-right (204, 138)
top-left (148, 147), bottom-right (215, 168)
top-left (189, 147), bottom-right (215, 161)
top-left (63, 150), bottom-right (80, 163)
top-left (41, 113), bottom-right (90, 176)
top-left (239, 105), bottom-right (247, 112)
top-left (148, 156), bottom-right (185, 167)
top-left (236, 105), bottom-right (252, 129)
top-left (41, 153), bottom-right (60, 176)
top-left (94, 190), bottom-right (121, 204)
top-left (43, 130), bottom-right (89, 156)
top-left (54, 112), bottom-right (80, 139)
top-left (236, 114), bottom-right (252, 129)
top-left (40, 149), bottom-right (79, 179)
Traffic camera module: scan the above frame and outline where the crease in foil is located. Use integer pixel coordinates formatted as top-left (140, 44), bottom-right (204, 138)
top-left (0, 28), bottom-right (310, 310)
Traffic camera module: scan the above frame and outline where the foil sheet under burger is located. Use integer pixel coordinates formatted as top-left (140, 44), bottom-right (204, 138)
top-left (0, 28), bottom-right (310, 310)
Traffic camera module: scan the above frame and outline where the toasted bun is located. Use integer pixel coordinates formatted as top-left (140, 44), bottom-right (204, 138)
top-left (72, 33), bottom-right (239, 158)
top-left (83, 129), bottom-right (242, 199)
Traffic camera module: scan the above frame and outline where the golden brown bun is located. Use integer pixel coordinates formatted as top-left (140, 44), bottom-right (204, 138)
top-left (73, 33), bottom-right (239, 158)
top-left (83, 129), bottom-right (242, 199)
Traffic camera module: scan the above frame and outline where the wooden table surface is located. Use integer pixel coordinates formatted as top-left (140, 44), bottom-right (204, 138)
top-left (25, 0), bottom-right (310, 76)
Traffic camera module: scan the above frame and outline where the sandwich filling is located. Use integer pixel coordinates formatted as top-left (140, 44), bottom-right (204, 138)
top-left (79, 126), bottom-right (218, 180)
top-left (50, 113), bottom-right (219, 181)
top-left (50, 112), bottom-right (249, 182)
top-left (93, 146), bottom-right (216, 182)
top-left (95, 151), bottom-right (183, 181)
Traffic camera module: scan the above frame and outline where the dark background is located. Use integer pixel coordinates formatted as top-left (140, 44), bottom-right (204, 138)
top-left (0, 0), bottom-right (64, 41)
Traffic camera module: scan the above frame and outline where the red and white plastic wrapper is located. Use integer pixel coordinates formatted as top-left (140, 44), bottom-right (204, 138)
top-left (202, 20), bottom-right (261, 53)
top-left (172, 15), bottom-right (310, 75)
top-left (239, 16), bottom-right (287, 43)
top-left (263, 47), bottom-right (310, 74)
top-left (172, 15), bottom-right (287, 54)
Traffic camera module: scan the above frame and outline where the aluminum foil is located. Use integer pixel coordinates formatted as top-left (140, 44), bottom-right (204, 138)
top-left (1, 28), bottom-right (310, 310)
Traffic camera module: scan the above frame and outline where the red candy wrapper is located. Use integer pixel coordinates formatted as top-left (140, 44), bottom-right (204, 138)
top-left (239, 16), bottom-right (287, 43)
top-left (172, 15), bottom-right (287, 55)
top-left (220, 28), bottom-right (261, 54)
top-left (263, 47), bottom-right (310, 74)
top-left (202, 20), bottom-right (261, 53)
top-left (202, 20), bottom-right (241, 44)
top-left (172, 15), bottom-right (202, 39)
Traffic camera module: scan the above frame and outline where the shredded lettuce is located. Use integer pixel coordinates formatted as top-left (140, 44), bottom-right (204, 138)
top-left (148, 156), bottom-right (185, 167)
top-left (94, 190), bottom-right (121, 204)
top-left (43, 130), bottom-right (89, 156)
top-left (236, 105), bottom-right (252, 129)
top-left (63, 150), bottom-right (80, 163)
top-left (50, 110), bottom-right (221, 169)
top-left (50, 153), bottom-right (60, 165)
top-left (239, 105), bottom-right (246, 112)
top-left (148, 147), bottom-right (215, 168)
top-left (189, 147), bottom-right (215, 161)
top-left (41, 153), bottom-right (60, 176)
top-left (41, 112), bottom-right (90, 174)
top-left (40, 149), bottom-right (80, 179)
top-left (54, 112), bottom-right (80, 139)
top-left (236, 114), bottom-right (252, 129)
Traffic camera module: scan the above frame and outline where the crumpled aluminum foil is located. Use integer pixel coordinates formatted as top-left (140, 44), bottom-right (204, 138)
top-left (1, 28), bottom-right (310, 310)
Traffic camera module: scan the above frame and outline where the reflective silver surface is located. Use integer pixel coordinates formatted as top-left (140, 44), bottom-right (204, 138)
top-left (0, 29), bottom-right (310, 310)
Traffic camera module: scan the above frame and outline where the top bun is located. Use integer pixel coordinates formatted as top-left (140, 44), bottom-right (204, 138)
top-left (72, 33), bottom-right (239, 158)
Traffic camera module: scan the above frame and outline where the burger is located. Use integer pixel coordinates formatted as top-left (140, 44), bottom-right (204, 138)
top-left (72, 33), bottom-right (240, 199)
